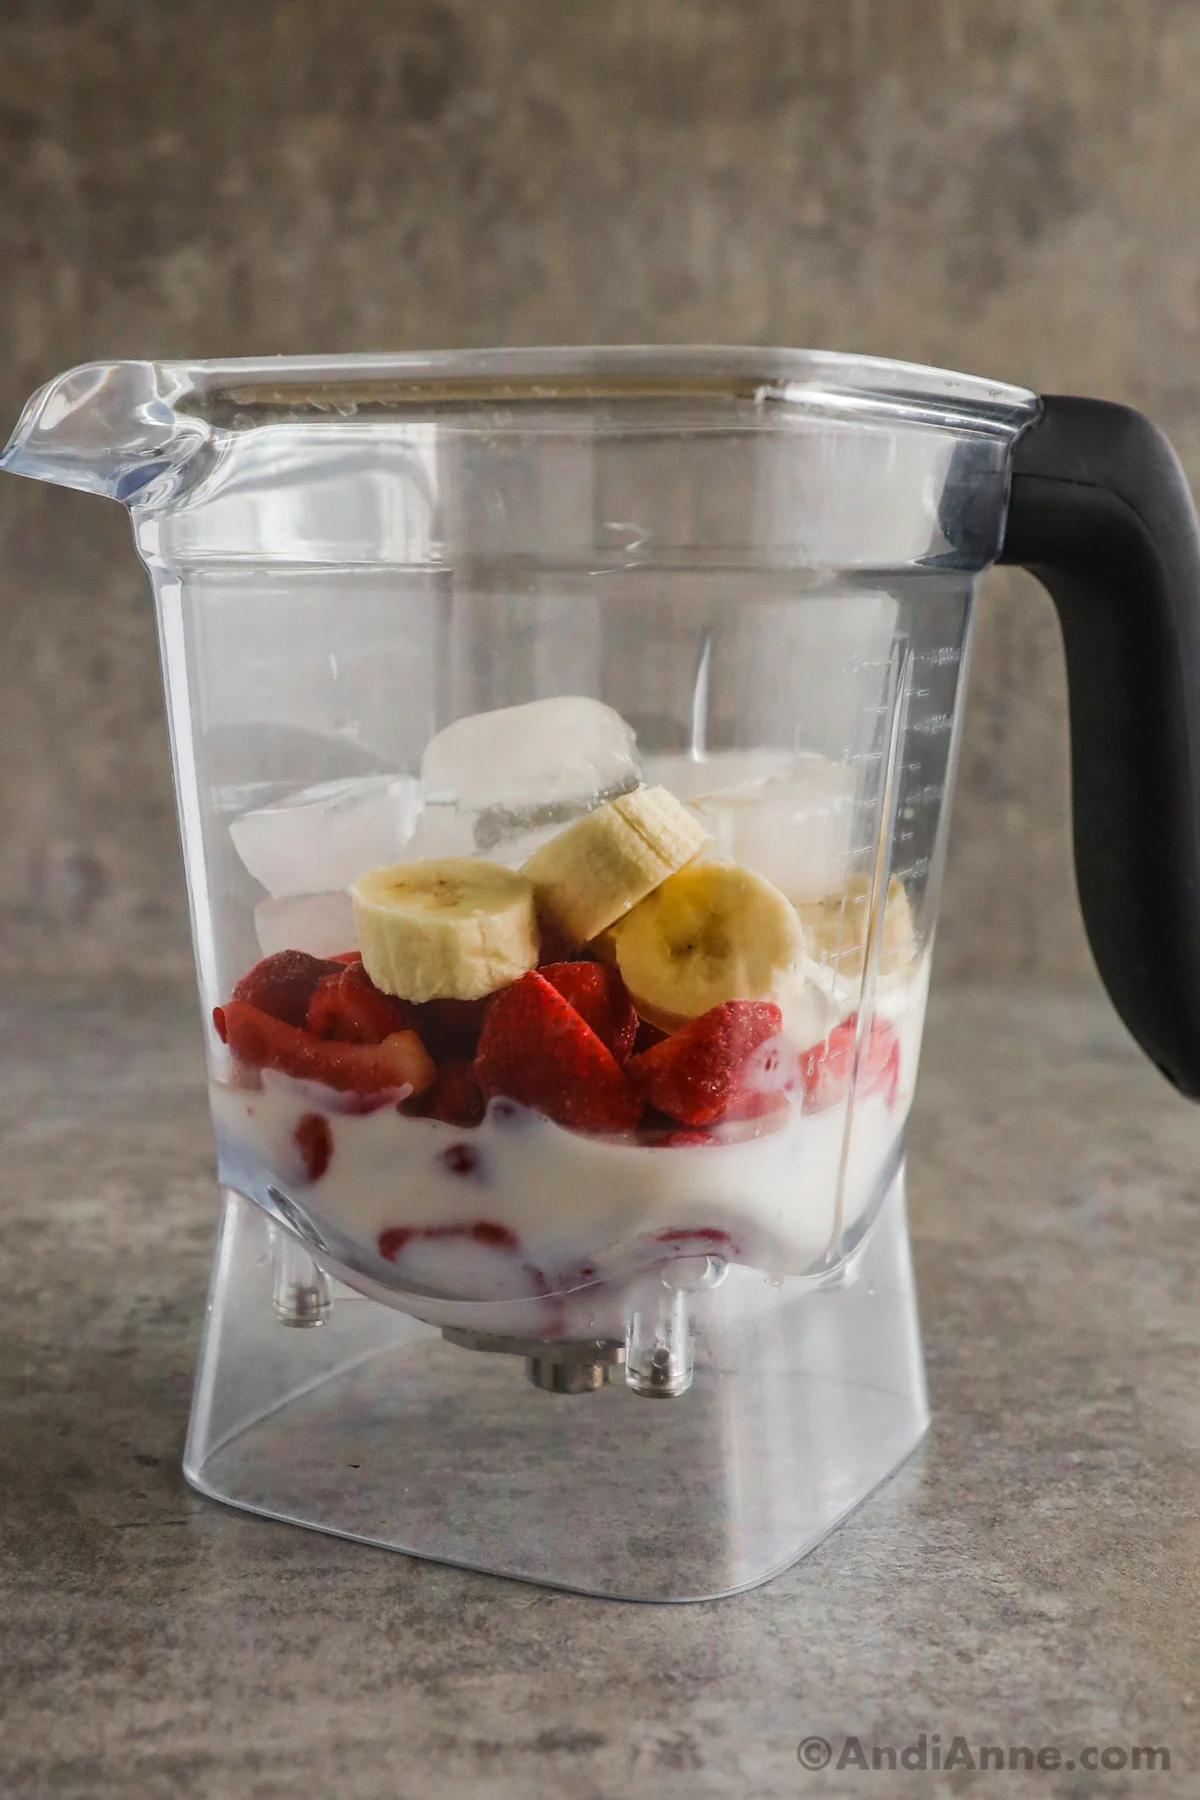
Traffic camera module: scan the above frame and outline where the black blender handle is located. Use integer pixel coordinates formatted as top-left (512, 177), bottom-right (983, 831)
top-left (998, 394), bottom-right (1200, 1098)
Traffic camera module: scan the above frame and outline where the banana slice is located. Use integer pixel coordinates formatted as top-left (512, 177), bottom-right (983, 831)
top-left (798, 874), bottom-right (915, 981)
top-left (612, 859), bottom-right (807, 1026)
top-left (351, 858), bottom-right (539, 1002)
top-left (521, 785), bottom-right (711, 947)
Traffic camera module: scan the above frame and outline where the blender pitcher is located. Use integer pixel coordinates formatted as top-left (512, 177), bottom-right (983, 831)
top-left (7, 347), bottom-right (1200, 1602)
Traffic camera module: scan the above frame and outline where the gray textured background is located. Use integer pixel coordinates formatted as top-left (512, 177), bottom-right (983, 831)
top-left (4, 0), bottom-right (1199, 982)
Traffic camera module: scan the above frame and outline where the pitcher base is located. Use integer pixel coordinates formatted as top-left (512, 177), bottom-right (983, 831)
top-left (184, 1171), bottom-right (928, 1602)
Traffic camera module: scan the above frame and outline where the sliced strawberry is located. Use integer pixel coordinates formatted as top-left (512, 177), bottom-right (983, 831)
top-left (294, 1112), bottom-right (333, 1181)
top-left (635, 1111), bottom-right (717, 1148)
top-left (723, 1032), bottom-right (804, 1120)
top-left (475, 970), bottom-right (641, 1132)
top-left (800, 1014), bottom-right (901, 1112)
top-left (538, 961), bottom-right (638, 1063)
top-left (306, 973), bottom-right (344, 1039)
top-left (406, 1058), bottom-right (486, 1128)
top-left (627, 1001), bottom-right (782, 1127)
top-left (330, 949), bottom-right (363, 964)
top-left (801, 1018), bottom-right (853, 1111)
top-left (801, 1016), bottom-right (853, 1110)
top-left (378, 1219), bottom-right (519, 1262)
top-left (657, 1226), bottom-right (738, 1249)
top-left (870, 1023), bottom-right (901, 1108)
top-left (307, 962), bottom-right (411, 1044)
top-left (410, 996), bottom-right (490, 1061)
top-left (222, 1000), bottom-right (435, 1097)
top-left (230, 949), bottom-right (343, 1030)
top-left (861, 1016), bottom-right (901, 1106)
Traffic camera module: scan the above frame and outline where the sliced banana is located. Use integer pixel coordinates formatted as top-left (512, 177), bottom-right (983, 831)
top-left (521, 784), bottom-right (711, 947)
top-left (612, 858), bottom-right (808, 1026)
top-left (798, 873), bottom-right (915, 981)
top-left (352, 858), bottom-right (539, 1003)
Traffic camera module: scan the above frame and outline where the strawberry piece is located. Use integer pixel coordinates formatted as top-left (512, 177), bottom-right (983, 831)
top-left (378, 1219), bottom-right (519, 1262)
top-left (475, 970), bottom-right (641, 1132)
top-left (801, 1018), bottom-right (854, 1111)
top-left (441, 1142), bottom-right (479, 1175)
top-left (723, 1032), bottom-right (804, 1121)
top-left (222, 1000), bottom-right (435, 1097)
top-left (331, 950), bottom-right (363, 964)
top-left (307, 962), bottom-right (411, 1044)
top-left (230, 949), bottom-right (342, 1030)
top-left (627, 1001), bottom-right (782, 1127)
top-left (306, 973), bottom-right (344, 1039)
top-left (635, 1116), bottom-right (717, 1147)
top-left (658, 1226), bottom-right (737, 1248)
top-left (863, 1017), bottom-right (901, 1103)
top-left (294, 1112), bottom-right (333, 1181)
top-left (871, 1024), bottom-right (901, 1108)
top-left (539, 961), bottom-right (638, 1062)
top-left (800, 1014), bottom-right (901, 1112)
top-left (406, 1059), bottom-right (486, 1128)
top-left (410, 996), bottom-right (490, 1061)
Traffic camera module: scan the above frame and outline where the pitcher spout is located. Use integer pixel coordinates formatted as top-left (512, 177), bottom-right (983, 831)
top-left (1, 359), bottom-right (211, 505)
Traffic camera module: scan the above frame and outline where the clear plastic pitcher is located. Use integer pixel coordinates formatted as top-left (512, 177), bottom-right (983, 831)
top-left (7, 348), bottom-right (1200, 1600)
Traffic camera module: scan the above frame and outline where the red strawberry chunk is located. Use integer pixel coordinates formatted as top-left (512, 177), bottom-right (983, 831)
top-left (627, 1001), bottom-right (782, 1127)
top-left (860, 1016), bottom-right (901, 1106)
top-left (378, 1219), bottom-right (519, 1262)
top-left (307, 961), bottom-right (411, 1044)
top-left (801, 1016), bottom-right (854, 1110)
top-left (634, 1111), bottom-right (718, 1147)
top-left (538, 961), bottom-right (638, 1063)
top-left (800, 1013), bottom-right (901, 1113)
top-left (406, 1059), bottom-right (486, 1128)
top-left (222, 1000), bottom-right (435, 1097)
top-left (475, 970), bottom-right (641, 1132)
top-left (410, 996), bottom-right (490, 1062)
top-left (871, 1023), bottom-right (901, 1108)
top-left (722, 1032), bottom-right (804, 1121)
top-left (306, 973), bottom-right (344, 1039)
top-left (294, 1112), bottom-right (333, 1181)
top-left (230, 949), bottom-right (343, 1030)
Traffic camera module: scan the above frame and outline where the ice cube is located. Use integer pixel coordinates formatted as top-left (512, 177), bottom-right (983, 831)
top-left (642, 750), bottom-right (795, 804)
top-left (474, 812), bottom-right (576, 870)
top-left (421, 697), bottom-right (640, 815)
top-left (647, 751), bottom-right (858, 904)
top-left (254, 890), bottom-right (357, 959)
top-left (402, 803), bottom-right (477, 862)
top-left (471, 794), bottom-right (627, 870)
top-left (231, 774), bottom-right (422, 898)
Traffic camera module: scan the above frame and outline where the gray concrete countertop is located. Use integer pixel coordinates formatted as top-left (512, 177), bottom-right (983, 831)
top-left (2, 978), bottom-right (1199, 1800)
